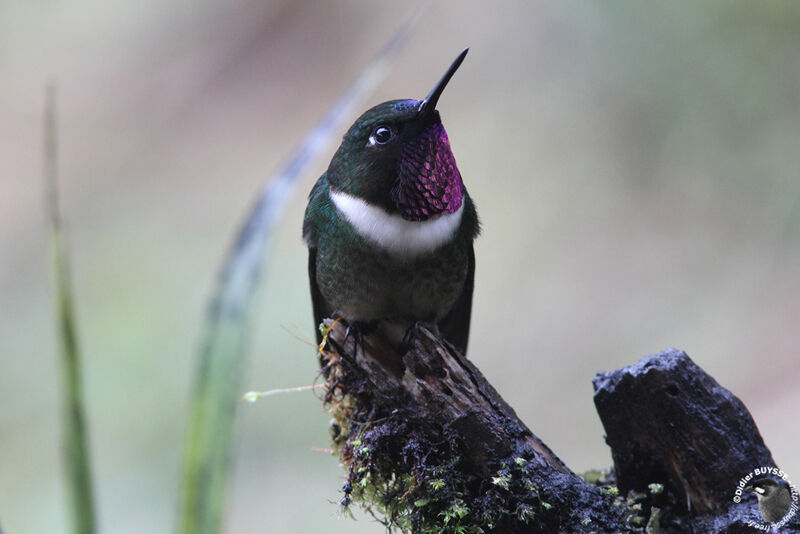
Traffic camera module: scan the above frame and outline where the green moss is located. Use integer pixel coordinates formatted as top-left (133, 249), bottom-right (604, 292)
top-left (491, 475), bottom-right (511, 490)
top-left (429, 479), bottom-right (445, 491)
top-left (582, 472), bottom-right (671, 534)
top-left (319, 346), bottom-right (559, 533)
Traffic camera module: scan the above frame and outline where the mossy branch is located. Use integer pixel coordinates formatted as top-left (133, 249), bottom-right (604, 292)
top-left (318, 321), bottom-right (799, 533)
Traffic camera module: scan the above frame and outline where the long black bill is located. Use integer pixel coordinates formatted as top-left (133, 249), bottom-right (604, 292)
top-left (417, 48), bottom-right (469, 117)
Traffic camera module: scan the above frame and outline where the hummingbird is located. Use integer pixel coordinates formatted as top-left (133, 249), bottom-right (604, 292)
top-left (303, 49), bottom-right (479, 355)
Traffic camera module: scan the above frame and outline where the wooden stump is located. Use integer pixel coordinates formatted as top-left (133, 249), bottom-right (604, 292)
top-left (318, 322), bottom-right (798, 533)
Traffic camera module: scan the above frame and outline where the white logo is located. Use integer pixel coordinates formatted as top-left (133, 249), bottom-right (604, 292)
top-left (733, 467), bottom-right (798, 531)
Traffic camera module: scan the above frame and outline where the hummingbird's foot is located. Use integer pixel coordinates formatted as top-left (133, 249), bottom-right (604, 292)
top-left (342, 320), bottom-right (376, 356)
top-left (399, 320), bottom-right (439, 353)
top-left (342, 324), bottom-right (362, 356)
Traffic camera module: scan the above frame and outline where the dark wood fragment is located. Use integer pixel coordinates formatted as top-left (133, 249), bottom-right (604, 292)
top-left (593, 348), bottom-right (775, 513)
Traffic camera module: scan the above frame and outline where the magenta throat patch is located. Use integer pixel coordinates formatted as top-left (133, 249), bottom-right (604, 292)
top-left (393, 123), bottom-right (464, 221)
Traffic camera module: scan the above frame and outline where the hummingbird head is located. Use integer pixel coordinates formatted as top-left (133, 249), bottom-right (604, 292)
top-left (327, 49), bottom-right (469, 222)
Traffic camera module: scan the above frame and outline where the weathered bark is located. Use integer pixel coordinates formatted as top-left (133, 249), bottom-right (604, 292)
top-left (593, 349), bottom-right (798, 532)
top-left (593, 349), bottom-right (775, 513)
top-left (319, 321), bottom-right (798, 533)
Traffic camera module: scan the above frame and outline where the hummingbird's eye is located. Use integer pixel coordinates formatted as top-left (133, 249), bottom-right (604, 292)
top-left (368, 125), bottom-right (393, 146)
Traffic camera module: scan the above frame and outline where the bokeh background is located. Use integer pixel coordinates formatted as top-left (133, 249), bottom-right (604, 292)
top-left (2, 1), bottom-right (799, 533)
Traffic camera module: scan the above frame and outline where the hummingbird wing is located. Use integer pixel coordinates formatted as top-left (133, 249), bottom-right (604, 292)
top-left (439, 242), bottom-right (475, 355)
top-left (308, 247), bottom-right (333, 346)
top-left (304, 174), bottom-right (335, 346)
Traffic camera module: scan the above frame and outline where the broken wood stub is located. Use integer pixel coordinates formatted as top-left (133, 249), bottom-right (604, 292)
top-left (592, 348), bottom-right (775, 514)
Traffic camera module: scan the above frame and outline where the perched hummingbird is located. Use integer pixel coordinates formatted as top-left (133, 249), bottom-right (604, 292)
top-left (303, 49), bottom-right (479, 355)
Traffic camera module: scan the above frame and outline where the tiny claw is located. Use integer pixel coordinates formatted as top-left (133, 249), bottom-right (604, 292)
top-left (400, 322), bottom-right (418, 348)
top-left (400, 320), bottom-right (429, 353)
top-left (343, 322), bottom-right (365, 356)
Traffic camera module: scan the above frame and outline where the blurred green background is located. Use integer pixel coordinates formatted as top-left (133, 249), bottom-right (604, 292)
top-left (2, 1), bottom-right (799, 533)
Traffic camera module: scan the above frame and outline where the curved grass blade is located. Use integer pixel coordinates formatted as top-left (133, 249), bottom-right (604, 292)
top-left (177, 13), bottom-right (421, 534)
top-left (45, 83), bottom-right (98, 534)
